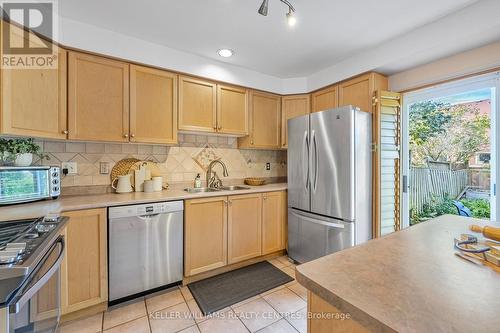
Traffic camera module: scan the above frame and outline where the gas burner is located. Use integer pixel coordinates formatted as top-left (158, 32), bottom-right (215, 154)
top-left (0, 243), bottom-right (26, 265)
top-left (36, 224), bottom-right (56, 233)
top-left (0, 216), bottom-right (65, 268)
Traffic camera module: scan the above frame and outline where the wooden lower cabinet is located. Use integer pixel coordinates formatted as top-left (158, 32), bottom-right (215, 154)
top-left (308, 291), bottom-right (370, 332)
top-left (228, 193), bottom-right (262, 264)
top-left (184, 196), bottom-right (228, 276)
top-left (60, 208), bottom-right (107, 315)
top-left (262, 191), bottom-right (286, 255)
top-left (184, 191), bottom-right (287, 277)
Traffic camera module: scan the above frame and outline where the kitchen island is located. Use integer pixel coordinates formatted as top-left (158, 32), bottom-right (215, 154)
top-left (296, 215), bottom-right (500, 333)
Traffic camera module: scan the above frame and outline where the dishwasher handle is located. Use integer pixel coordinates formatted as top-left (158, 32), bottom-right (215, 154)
top-left (138, 213), bottom-right (160, 218)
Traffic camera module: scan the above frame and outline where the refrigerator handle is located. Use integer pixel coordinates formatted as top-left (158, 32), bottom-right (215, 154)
top-left (302, 131), bottom-right (309, 191)
top-left (290, 210), bottom-right (345, 229)
top-left (312, 130), bottom-right (319, 192)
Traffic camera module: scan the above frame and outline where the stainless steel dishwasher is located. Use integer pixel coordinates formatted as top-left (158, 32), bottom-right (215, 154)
top-left (108, 201), bottom-right (183, 304)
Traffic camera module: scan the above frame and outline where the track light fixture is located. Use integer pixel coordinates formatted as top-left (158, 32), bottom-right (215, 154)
top-left (258, 0), bottom-right (297, 26)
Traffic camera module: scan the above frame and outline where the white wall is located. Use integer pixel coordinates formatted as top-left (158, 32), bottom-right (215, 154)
top-left (55, 0), bottom-right (500, 95)
top-left (388, 42), bottom-right (500, 92)
top-left (59, 17), bottom-right (305, 95)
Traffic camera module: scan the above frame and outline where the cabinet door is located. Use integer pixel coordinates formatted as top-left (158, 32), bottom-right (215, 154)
top-left (0, 22), bottom-right (67, 139)
top-left (281, 94), bottom-right (310, 148)
top-left (228, 193), bottom-right (262, 264)
top-left (311, 85), bottom-right (338, 113)
top-left (217, 84), bottom-right (248, 135)
top-left (239, 91), bottom-right (281, 149)
top-left (61, 208), bottom-right (107, 315)
top-left (68, 52), bottom-right (129, 142)
top-left (130, 65), bottom-right (177, 144)
top-left (185, 196), bottom-right (228, 276)
top-left (262, 191), bottom-right (285, 254)
top-left (339, 73), bottom-right (387, 113)
top-left (178, 76), bottom-right (217, 133)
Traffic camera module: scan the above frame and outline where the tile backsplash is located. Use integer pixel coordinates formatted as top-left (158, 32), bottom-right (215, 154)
top-left (34, 134), bottom-right (287, 189)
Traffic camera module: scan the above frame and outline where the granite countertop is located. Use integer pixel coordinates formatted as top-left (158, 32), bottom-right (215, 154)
top-left (0, 183), bottom-right (287, 222)
top-left (296, 215), bottom-right (500, 333)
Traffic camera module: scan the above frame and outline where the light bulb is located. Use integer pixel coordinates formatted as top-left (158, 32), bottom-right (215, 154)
top-left (286, 11), bottom-right (296, 26)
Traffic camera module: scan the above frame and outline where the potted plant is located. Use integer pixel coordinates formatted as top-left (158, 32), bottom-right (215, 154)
top-left (0, 138), bottom-right (49, 166)
top-left (0, 138), bottom-right (15, 165)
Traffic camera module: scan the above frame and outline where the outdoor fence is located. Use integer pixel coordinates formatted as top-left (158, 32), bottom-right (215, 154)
top-left (410, 167), bottom-right (468, 214)
top-left (468, 168), bottom-right (490, 189)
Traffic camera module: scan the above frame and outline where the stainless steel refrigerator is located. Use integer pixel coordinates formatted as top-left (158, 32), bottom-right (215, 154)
top-left (287, 106), bottom-right (372, 263)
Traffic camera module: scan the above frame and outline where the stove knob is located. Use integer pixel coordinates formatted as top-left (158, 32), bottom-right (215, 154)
top-left (52, 179), bottom-right (59, 184)
top-left (53, 186), bottom-right (59, 192)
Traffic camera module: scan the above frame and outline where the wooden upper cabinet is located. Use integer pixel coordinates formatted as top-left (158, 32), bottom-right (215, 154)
top-left (311, 85), bottom-right (338, 113)
top-left (281, 94), bottom-right (310, 148)
top-left (185, 196), bottom-right (228, 277)
top-left (61, 208), bottom-right (107, 315)
top-left (217, 84), bottom-right (248, 135)
top-left (228, 193), bottom-right (262, 264)
top-left (0, 22), bottom-right (67, 139)
top-left (130, 65), bottom-right (177, 144)
top-left (68, 52), bottom-right (129, 142)
top-left (262, 191), bottom-right (285, 255)
top-left (178, 76), bottom-right (217, 133)
top-left (239, 90), bottom-right (281, 149)
top-left (339, 73), bottom-right (388, 113)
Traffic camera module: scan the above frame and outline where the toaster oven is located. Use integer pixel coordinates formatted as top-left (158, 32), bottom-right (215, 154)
top-left (0, 166), bottom-right (61, 205)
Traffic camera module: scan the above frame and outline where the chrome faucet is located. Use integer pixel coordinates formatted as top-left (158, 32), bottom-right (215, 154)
top-left (207, 159), bottom-right (229, 188)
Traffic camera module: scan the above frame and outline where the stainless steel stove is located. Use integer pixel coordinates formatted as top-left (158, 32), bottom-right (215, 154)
top-left (0, 215), bottom-right (68, 333)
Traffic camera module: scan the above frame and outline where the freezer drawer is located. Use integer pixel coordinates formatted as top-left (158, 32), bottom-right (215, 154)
top-left (288, 208), bottom-right (355, 264)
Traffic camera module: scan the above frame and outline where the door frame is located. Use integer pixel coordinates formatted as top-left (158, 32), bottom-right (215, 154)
top-left (401, 72), bottom-right (500, 228)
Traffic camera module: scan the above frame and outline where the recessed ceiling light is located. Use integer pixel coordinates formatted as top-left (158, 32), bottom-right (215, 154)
top-left (217, 49), bottom-right (234, 58)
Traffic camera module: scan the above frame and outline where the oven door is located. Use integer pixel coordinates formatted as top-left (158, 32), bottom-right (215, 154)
top-left (8, 236), bottom-right (65, 333)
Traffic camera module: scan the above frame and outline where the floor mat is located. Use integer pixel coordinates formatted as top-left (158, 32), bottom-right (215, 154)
top-left (188, 261), bottom-right (294, 315)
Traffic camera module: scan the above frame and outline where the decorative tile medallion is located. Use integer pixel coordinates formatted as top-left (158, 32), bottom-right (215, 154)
top-left (191, 144), bottom-right (220, 172)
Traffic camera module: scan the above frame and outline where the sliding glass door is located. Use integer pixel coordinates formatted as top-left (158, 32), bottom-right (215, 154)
top-left (401, 72), bottom-right (500, 228)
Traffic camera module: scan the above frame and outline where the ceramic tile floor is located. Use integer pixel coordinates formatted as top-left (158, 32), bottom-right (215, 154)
top-left (58, 256), bottom-right (307, 333)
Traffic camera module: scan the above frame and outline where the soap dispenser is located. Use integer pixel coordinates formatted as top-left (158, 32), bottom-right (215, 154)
top-left (194, 173), bottom-right (202, 188)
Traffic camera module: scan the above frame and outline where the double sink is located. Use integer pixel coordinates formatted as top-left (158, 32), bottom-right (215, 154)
top-left (184, 185), bottom-right (250, 193)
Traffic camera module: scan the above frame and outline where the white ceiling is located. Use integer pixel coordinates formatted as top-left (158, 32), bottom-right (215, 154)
top-left (59, 0), bottom-right (482, 79)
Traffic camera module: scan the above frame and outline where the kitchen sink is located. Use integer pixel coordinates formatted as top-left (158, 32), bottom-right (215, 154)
top-left (184, 187), bottom-right (220, 193)
top-left (184, 185), bottom-right (251, 193)
top-left (219, 185), bottom-right (251, 191)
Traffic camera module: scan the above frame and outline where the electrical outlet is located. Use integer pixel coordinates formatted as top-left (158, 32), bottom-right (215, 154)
top-left (100, 162), bottom-right (110, 174)
top-left (265, 162), bottom-right (271, 170)
top-left (61, 162), bottom-right (77, 174)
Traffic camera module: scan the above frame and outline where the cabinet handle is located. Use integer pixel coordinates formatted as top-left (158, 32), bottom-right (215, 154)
top-left (123, 134), bottom-right (129, 138)
top-left (224, 200), bottom-right (228, 205)
top-left (213, 126), bottom-right (217, 130)
top-left (229, 200), bottom-right (232, 205)
top-left (218, 126), bottom-right (222, 130)
top-left (263, 196), bottom-right (267, 200)
top-left (62, 130), bottom-right (68, 134)
top-left (130, 133), bottom-right (135, 138)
